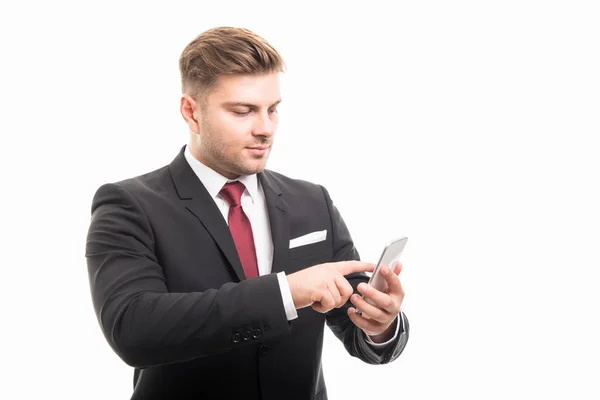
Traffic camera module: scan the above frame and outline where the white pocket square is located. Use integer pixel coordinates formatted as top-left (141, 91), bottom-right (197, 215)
top-left (289, 230), bottom-right (327, 249)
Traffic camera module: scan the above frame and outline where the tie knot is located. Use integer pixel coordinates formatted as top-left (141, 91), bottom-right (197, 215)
top-left (220, 181), bottom-right (246, 207)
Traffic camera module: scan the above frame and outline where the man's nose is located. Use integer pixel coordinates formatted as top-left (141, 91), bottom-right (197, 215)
top-left (252, 111), bottom-right (276, 137)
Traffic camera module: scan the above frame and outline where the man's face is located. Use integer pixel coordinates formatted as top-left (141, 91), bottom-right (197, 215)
top-left (186, 73), bottom-right (281, 179)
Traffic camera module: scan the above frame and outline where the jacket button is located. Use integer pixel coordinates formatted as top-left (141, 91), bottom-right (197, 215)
top-left (232, 333), bottom-right (241, 343)
top-left (259, 344), bottom-right (268, 356)
top-left (251, 328), bottom-right (262, 339)
top-left (243, 330), bottom-right (251, 341)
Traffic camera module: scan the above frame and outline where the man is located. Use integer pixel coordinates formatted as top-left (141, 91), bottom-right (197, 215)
top-left (86, 26), bottom-right (409, 400)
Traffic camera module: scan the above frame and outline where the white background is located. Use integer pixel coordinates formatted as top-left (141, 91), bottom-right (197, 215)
top-left (1, 1), bottom-right (599, 399)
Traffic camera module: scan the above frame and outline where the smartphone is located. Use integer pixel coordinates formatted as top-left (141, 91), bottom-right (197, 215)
top-left (356, 237), bottom-right (408, 314)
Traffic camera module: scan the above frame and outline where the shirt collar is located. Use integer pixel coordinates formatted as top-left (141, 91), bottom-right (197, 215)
top-left (184, 145), bottom-right (258, 203)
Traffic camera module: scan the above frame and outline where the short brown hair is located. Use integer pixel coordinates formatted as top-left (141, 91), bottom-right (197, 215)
top-left (179, 27), bottom-right (286, 101)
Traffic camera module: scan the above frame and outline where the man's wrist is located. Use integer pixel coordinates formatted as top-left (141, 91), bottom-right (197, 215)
top-left (367, 316), bottom-right (399, 344)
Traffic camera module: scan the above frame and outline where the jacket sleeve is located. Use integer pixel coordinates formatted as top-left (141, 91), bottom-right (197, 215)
top-left (319, 185), bottom-right (410, 365)
top-left (85, 183), bottom-right (291, 369)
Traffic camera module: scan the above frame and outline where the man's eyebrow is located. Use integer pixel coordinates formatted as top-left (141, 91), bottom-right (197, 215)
top-left (223, 99), bottom-right (282, 108)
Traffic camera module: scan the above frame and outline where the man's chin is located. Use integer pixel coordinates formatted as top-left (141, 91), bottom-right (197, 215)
top-left (236, 161), bottom-right (268, 176)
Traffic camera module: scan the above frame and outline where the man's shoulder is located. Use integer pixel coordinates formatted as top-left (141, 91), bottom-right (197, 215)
top-left (261, 169), bottom-right (325, 194)
top-left (259, 169), bottom-right (338, 209)
top-left (93, 164), bottom-right (172, 201)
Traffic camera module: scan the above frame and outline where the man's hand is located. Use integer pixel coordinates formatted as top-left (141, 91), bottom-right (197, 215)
top-left (348, 262), bottom-right (405, 342)
top-left (287, 261), bottom-right (376, 313)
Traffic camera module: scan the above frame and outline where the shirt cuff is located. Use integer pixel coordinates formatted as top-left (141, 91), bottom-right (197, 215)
top-left (364, 312), bottom-right (403, 347)
top-left (277, 272), bottom-right (298, 321)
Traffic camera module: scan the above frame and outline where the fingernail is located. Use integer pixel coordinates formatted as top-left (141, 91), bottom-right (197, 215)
top-left (381, 266), bottom-right (389, 275)
top-left (358, 283), bottom-right (367, 293)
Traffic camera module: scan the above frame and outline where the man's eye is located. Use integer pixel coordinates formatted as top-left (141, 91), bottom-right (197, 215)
top-left (233, 110), bottom-right (250, 116)
top-left (269, 108), bottom-right (278, 114)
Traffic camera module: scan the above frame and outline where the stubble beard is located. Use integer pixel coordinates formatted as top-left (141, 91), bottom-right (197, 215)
top-left (201, 120), bottom-right (269, 178)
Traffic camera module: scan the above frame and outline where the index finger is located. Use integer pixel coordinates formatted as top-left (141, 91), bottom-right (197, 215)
top-left (393, 262), bottom-right (402, 275)
top-left (334, 261), bottom-right (376, 275)
top-left (382, 265), bottom-right (402, 294)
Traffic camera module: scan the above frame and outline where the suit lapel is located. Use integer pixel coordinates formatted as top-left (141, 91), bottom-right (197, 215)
top-left (258, 171), bottom-right (290, 275)
top-left (168, 146), bottom-right (246, 282)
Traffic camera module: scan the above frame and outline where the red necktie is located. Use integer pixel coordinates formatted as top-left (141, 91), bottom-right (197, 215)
top-left (219, 181), bottom-right (259, 279)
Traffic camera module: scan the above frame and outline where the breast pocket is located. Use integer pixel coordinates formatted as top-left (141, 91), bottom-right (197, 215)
top-left (288, 240), bottom-right (330, 259)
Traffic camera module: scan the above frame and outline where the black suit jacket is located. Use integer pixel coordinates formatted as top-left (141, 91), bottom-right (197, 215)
top-left (85, 146), bottom-right (409, 399)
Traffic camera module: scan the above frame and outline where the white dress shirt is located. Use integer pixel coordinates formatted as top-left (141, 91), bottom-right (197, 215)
top-left (184, 146), bottom-right (398, 346)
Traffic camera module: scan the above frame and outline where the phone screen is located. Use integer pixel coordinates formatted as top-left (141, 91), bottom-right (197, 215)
top-left (360, 237), bottom-right (408, 309)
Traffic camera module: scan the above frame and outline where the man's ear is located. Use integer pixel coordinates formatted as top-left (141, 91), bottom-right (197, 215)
top-left (180, 94), bottom-right (201, 134)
